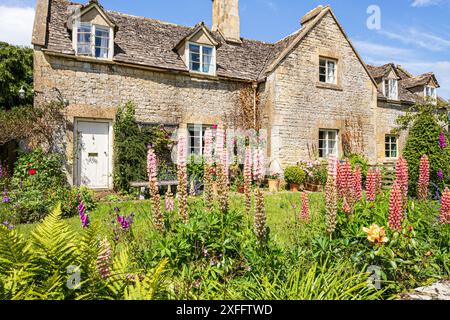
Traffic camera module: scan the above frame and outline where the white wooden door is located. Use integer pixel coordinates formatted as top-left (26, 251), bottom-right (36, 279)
top-left (77, 121), bottom-right (111, 189)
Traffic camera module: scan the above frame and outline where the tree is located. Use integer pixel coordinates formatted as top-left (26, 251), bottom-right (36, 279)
top-left (0, 42), bottom-right (33, 110)
top-left (396, 100), bottom-right (450, 197)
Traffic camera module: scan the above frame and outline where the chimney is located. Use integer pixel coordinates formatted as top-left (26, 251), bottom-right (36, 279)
top-left (212, 0), bottom-right (241, 43)
top-left (300, 5), bottom-right (324, 27)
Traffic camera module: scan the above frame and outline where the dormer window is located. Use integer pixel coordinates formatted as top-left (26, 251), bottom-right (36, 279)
top-left (425, 86), bottom-right (437, 100)
top-left (74, 23), bottom-right (113, 59)
top-left (188, 43), bottom-right (215, 75)
top-left (384, 79), bottom-right (398, 100)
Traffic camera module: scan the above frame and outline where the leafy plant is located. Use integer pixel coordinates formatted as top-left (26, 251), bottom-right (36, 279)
top-left (284, 166), bottom-right (306, 185)
top-left (400, 104), bottom-right (450, 196)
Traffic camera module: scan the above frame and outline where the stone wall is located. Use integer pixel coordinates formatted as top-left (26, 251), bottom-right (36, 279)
top-left (264, 11), bottom-right (378, 168)
top-left (375, 101), bottom-right (409, 162)
top-left (34, 50), bottom-right (244, 184)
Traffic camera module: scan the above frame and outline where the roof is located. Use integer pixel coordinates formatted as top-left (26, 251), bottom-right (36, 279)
top-left (44, 0), bottom-right (274, 81)
top-left (40, 0), bottom-right (375, 84)
top-left (367, 63), bottom-right (443, 104)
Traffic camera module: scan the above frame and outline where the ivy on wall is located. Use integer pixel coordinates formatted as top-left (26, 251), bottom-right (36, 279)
top-left (113, 102), bottom-right (174, 192)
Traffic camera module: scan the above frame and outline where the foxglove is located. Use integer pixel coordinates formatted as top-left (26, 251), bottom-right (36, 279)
top-left (147, 146), bottom-right (164, 233)
top-left (396, 157), bottom-right (409, 207)
top-left (439, 132), bottom-right (447, 150)
top-left (417, 155), bottom-right (430, 201)
top-left (440, 187), bottom-right (450, 224)
top-left (165, 186), bottom-right (174, 213)
top-left (301, 192), bottom-right (310, 223)
top-left (97, 238), bottom-right (112, 279)
top-left (325, 156), bottom-right (338, 234)
top-left (177, 133), bottom-right (189, 223)
top-left (388, 181), bottom-right (403, 232)
top-left (244, 146), bottom-right (252, 216)
top-left (366, 169), bottom-right (376, 202)
top-left (78, 195), bottom-right (90, 228)
top-left (254, 188), bottom-right (267, 244)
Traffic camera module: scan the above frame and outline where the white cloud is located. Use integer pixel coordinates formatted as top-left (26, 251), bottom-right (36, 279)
top-left (353, 40), bottom-right (413, 60)
top-left (0, 6), bottom-right (35, 47)
top-left (379, 28), bottom-right (450, 52)
top-left (412, 0), bottom-right (440, 7)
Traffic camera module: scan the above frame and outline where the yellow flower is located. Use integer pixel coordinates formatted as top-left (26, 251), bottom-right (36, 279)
top-left (362, 224), bottom-right (388, 244)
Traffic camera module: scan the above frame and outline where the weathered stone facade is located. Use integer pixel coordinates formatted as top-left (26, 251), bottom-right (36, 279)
top-left (34, 50), bottom-right (244, 184)
top-left (263, 12), bottom-right (378, 168)
top-left (33, 0), bottom-right (443, 188)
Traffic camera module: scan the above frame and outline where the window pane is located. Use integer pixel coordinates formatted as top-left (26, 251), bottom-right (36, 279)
top-left (202, 46), bottom-right (213, 56)
top-left (190, 62), bottom-right (200, 71)
top-left (95, 26), bottom-right (109, 38)
top-left (95, 47), bottom-right (108, 58)
top-left (95, 37), bottom-right (109, 48)
top-left (203, 54), bottom-right (212, 73)
top-left (78, 24), bottom-right (91, 33)
top-left (319, 59), bottom-right (326, 67)
top-left (189, 44), bottom-right (200, 53)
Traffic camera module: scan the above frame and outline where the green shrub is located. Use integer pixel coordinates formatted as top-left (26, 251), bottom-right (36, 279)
top-left (284, 166), bottom-right (306, 185)
top-left (348, 153), bottom-right (369, 181)
top-left (8, 149), bottom-right (68, 223)
top-left (402, 110), bottom-right (450, 196)
top-left (61, 186), bottom-right (97, 219)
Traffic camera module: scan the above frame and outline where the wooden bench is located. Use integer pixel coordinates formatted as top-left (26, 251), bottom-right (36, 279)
top-left (130, 180), bottom-right (178, 200)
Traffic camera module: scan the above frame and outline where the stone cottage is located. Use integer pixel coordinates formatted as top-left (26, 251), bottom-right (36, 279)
top-left (32, 0), bottom-right (442, 189)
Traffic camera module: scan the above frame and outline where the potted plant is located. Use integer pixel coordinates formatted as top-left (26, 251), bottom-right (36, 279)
top-left (267, 172), bottom-right (280, 192)
top-left (284, 166), bottom-right (306, 192)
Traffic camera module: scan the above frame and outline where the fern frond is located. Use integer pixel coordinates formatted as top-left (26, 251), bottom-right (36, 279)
top-left (123, 259), bottom-right (168, 300)
top-left (0, 225), bottom-right (33, 274)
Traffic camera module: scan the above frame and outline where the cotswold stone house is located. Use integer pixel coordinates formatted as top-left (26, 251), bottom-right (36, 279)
top-left (32, 0), bottom-right (442, 189)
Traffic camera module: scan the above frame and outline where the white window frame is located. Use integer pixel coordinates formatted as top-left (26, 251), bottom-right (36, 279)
top-left (383, 78), bottom-right (398, 100)
top-left (319, 129), bottom-right (338, 159)
top-left (186, 42), bottom-right (216, 76)
top-left (188, 124), bottom-right (212, 156)
top-left (424, 86), bottom-right (437, 103)
top-left (319, 58), bottom-right (337, 84)
top-left (385, 135), bottom-right (398, 159)
top-left (73, 22), bottom-right (114, 60)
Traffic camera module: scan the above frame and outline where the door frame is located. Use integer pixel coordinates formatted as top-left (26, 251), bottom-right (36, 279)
top-left (74, 118), bottom-right (113, 190)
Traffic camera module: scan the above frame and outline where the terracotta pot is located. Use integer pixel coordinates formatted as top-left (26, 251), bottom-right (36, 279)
top-left (289, 183), bottom-right (300, 192)
top-left (268, 179), bottom-right (279, 192)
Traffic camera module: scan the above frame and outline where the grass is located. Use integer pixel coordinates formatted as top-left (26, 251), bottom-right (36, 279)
top-left (18, 191), bottom-right (325, 247)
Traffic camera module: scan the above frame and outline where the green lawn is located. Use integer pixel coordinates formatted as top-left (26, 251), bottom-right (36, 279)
top-left (18, 191), bottom-right (325, 247)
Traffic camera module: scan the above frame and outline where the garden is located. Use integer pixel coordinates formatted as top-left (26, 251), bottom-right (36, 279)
top-left (0, 98), bottom-right (449, 300)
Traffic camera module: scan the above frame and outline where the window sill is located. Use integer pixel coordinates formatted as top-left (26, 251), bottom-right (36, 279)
top-left (316, 82), bottom-right (343, 91)
top-left (73, 54), bottom-right (114, 64)
top-left (188, 71), bottom-right (219, 80)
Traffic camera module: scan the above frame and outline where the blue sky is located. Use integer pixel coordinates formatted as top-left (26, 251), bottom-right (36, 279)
top-left (0, 0), bottom-right (449, 99)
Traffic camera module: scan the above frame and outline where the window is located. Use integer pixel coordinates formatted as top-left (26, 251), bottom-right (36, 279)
top-left (95, 26), bottom-right (110, 59)
top-left (425, 86), bottom-right (437, 100)
top-left (384, 79), bottom-right (398, 100)
top-left (75, 23), bottom-right (112, 59)
top-left (188, 124), bottom-right (211, 156)
top-left (385, 135), bottom-right (398, 159)
top-left (319, 130), bottom-right (338, 158)
top-left (188, 43), bottom-right (215, 75)
top-left (77, 23), bottom-right (91, 55)
top-left (319, 58), bottom-right (337, 84)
